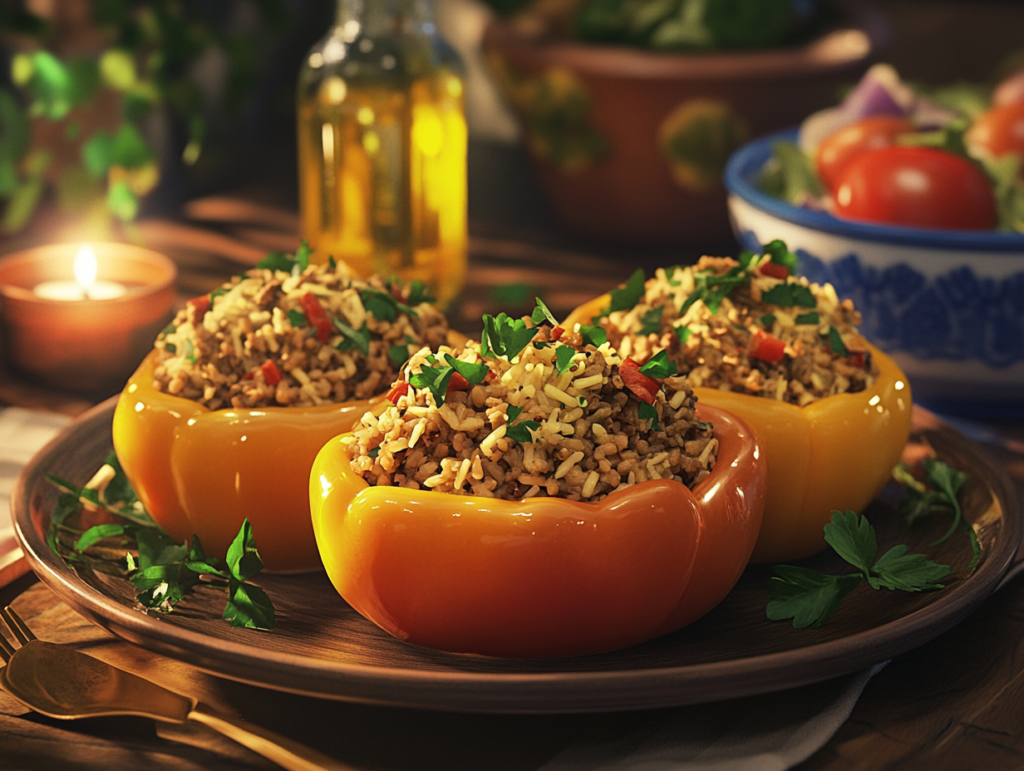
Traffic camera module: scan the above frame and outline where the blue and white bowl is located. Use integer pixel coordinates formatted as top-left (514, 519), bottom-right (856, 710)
top-left (724, 129), bottom-right (1024, 421)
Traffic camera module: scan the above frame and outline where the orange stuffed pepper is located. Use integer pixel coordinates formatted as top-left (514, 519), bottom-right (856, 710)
top-left (113, 250), bottom-right (453, 572)
top-left (310, 323), bottom-right (766, 658)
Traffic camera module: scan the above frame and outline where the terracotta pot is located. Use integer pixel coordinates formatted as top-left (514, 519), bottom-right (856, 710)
top-left (481, 15), bottom-right (886, 244)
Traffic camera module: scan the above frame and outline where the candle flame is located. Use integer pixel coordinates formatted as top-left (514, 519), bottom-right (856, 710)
top-left (73, 245), bottom-right (98, 293)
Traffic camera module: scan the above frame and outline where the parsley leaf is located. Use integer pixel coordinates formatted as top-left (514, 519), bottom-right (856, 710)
top-left (681, 266), bottom-right (749, 315)
top-left (761, 283), bottom-right (816, 308)
top-left (530, 297), bottom-right (558, 327)
top-left (333, 319), bottom-right (370, 356)
top-left (360, 288), bottom-right (416, 322)
top-left (795, 311), bottom-right (820, 325)
top-left (638, 401), bottom-right (660, 431)
top-left (637, 306), bottom-right (663, 335)
top-left (445, 353), bottom-right (490, 386)
top-left (894, 457), bottom-right (973, 559)
top-left (674, 325), bottom-right (692, 344)
top-left (638, 350), bottom-right (678, 379)
top-left (406, 280), bottom-right (436, 306)
top-left (766, 510), bottom-right (951, 628)
top-left (599, 269), bottom-right (646, 317)
top-left (579, 325), bottom-right (607, 348)
top-left (507, 420), bottom-right (541, 444)
top-left (295, 240), bottom-right (314, 270)
top-left (481, 312), bottom-right (538, 361)
top-left (824, 326), bottom-right (849, 357)
top-left (287, 309), bottom-right (307, 328)
top-left (255, 251), bottom-right (296, 272)
top-left (555, 344), bottom-right (576, 375)
top-left (409, 364), bottom-right (456, 406)
top-left (760, 313), bottom-right (776, 328)
top-left (762, 239), bottom-right (798, 273)
top-left (389, 343), bottom-right (411, 368)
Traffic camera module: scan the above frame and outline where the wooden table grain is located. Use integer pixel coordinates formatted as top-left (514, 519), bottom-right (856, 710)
top-left (2, 180), bottom-right (1024, 770)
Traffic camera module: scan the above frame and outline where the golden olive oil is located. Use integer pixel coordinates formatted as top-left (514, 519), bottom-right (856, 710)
top-left (297, 3), bottom-right (467, 307)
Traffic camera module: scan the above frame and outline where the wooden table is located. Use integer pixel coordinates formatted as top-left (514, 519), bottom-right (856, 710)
top-left (2, 171), bottom-right (1024, 770)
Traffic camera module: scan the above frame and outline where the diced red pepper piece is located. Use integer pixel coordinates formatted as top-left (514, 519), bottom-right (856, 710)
top-left (300, 292), bottom-right (334, 344)
top-left (447, 372), bottom-right (471, 392)
top-left (847, 351), bottom-right (867, 368)
top-left (261, 360), bottom-right (282, 385)
top-left (186, 295), bottom-right (211, 319)
top-left (387, 381), bottom-right (410, 404)
top-left (759, 263), bottom-right (790, 279)
top-left (750, 330), bottom-right (786, 363)
top-left (551, 325), bottom-right (565, 341)
top-left (619, 357), bottom-right (660, 405)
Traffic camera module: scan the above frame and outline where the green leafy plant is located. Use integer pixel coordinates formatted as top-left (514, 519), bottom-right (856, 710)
top-left (0, 0), bottom-right (287, 235)
top-left (46, 451), bottom-right (276, 630)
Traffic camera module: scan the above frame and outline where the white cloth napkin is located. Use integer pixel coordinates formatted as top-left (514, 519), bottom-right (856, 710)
top-left (0, 407), bottom-right (73, 585)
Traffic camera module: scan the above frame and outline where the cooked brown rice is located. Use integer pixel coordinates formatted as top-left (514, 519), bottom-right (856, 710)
top-left (343, 325), bottom-right (717, 502)
top-left (151, 257), bottom-right (449, 410)
top-left (594, 253), bottom-right (879, 406)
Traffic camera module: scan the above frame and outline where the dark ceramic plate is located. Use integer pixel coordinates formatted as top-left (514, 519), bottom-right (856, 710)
top-left (11, 399), bottom-right (1021, 713)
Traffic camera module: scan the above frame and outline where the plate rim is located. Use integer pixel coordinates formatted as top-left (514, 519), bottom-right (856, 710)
top-left (12, 397), bottom-right (1022, 713)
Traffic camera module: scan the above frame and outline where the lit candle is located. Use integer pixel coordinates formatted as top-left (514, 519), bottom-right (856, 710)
top-left (33, 245), bottom-right (128, 301)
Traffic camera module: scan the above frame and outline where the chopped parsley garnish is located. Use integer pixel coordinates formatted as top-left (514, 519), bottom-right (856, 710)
top-left (638, 350), bottom-right (678, 379)
top-left (530, 297), bottom-right (559, 327)
top-left (579, 324), bottom-right (607, 348)
top-left (761, 283), bottom-right (816, 308)
top-left (505, 405), bottom-right (541, 444)
top-left (360, 288), bottom-right (417, 322)
top-left (46, 456), bottom-right (275, 630)
top-left (637, 306), bottom-right (664, 335)
top-left (824, 325), bottom-right (849, 356)
top-left (766, 510), bottom-right (951, 629)
top-left (795, 311), bottom-right (820, 325)
top-left (406, 280), bottom-right (436, 306)
top-left (481, 312), bottom-right (539, 361)
top-left (555, 344), bottom-right (576, 375)
top-left (680, 265), bottom-right (749, 315)
top-left (637, 401), bottom-right (660, 431)
top-left (287, 309), bottom-right (308, 328)
top-left (410, 353), bottom-right (489, 407)
top-left (760, 313), bottom-right (776, 328)
top-left (596, 269), bottom-right (646, 320)
top-left (388, 343), bottom-right (412, 368)
top-left (762, 239), bottom-right (798, 273)
top-left (674, 325), bottom-right (692, 344)
top-left (333, 319), bottom-right (371, 356)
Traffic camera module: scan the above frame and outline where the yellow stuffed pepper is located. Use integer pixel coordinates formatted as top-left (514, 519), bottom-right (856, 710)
top-left (564, 246), bottom-right (911, 563)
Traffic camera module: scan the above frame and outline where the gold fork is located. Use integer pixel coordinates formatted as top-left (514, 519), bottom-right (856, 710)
top-left (0, 605), bottom-right (354, 771)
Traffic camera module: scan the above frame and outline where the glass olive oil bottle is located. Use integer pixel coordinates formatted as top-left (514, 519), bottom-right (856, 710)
top-left (297, 0), bottom-right (467, 307)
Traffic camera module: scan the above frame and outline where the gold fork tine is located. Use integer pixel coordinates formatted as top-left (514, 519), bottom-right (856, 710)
top-left (0, 606), bottom-right (35, 645)
top-left (0, 629), bottom-right (12, 663)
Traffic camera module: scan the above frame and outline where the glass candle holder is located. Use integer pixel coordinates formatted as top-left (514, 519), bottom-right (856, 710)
top-left (0, 242), bottom-right (177, 395)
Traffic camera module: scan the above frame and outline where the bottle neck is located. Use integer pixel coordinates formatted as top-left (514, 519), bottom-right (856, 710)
top-left (335, 0), bottom-right (435, 36)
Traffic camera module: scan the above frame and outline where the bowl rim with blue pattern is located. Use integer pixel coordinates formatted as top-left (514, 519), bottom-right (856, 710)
top-left (723, 128), bottom-right (1024, 252)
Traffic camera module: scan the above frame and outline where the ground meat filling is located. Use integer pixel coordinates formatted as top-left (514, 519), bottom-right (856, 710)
top-left (151, 260), bottom-right (450, 410)
top-left (598, 254), bottom-right (879, 407)
top-left (343, 331), bottom-right (717, 502)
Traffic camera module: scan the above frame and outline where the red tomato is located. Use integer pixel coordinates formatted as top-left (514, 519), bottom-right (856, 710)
top-left (833, 146), bottom-right (998, 230)
top-left (815, 115), bottom-right (914, 192)
top-left (967, 101), bottom-right (1024, 173)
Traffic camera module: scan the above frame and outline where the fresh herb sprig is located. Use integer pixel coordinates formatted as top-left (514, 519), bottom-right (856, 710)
top-left (409, 353), bottom-right (490, 407)
top-left (893, 457), bottom-right (979, 567)
top-left (46, 455), bottom-right (275, 630)
top-left (766, 510), bottom-right (951, 629)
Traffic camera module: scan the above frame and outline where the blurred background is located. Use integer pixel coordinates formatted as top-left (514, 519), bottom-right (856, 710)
top-left (1, 0), bottom-right (1023, 406)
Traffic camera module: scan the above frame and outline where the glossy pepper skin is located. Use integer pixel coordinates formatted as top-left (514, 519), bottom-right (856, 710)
top-left (309, 404), bottom-right (765, 659)
top-left (565, 296), bottom-right (913, 564)
top-left (112, 351), bottom-right (384, 572)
